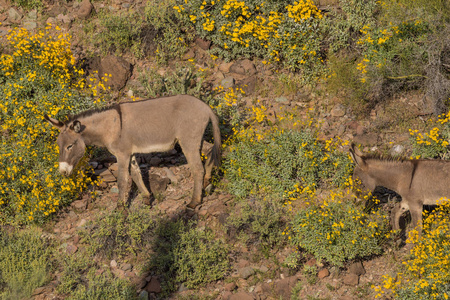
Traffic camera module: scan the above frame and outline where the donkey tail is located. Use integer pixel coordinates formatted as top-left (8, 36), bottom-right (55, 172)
top-left (210, 110), bottom-right (222, 167)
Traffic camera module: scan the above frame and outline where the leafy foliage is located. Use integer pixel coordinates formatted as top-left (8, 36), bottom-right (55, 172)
top-left (223, 128), bottom-right (352, 200)
top-left (287, 192), bottom-right (391, 267)
top-left (0, 227), bottom-right (51, 300)
top-left (0, 26), bottom-right (107, 224)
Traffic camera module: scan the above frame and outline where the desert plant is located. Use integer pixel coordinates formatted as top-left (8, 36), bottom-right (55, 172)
top-left (80, 206), bottom-right (157, 259)
top-left (0, 227), bottom-right (52, 300)
top-left (409, 109), bottom-right (450, 159)
top-left (287, 191), bottom-right (391, 267)
top-left (0, 26), bottom-right (107, 224)
top-left (226, 199), bottom-right (287, 250)
top-left (373, 198), bottom-right (450, 299)
top-left (223, 128), bottom-right (353, 201)
top-left (147, 219), bottom-right (229, 295)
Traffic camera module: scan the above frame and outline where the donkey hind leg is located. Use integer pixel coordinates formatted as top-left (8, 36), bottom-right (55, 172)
top-left (116, 155), bottom-right (132, 210)
top-left (391, 202), bottom-right (404, 231)
top-left (409, 202), bottom-right (424, 238)
top-left (182, 145), bottom-right (205, 209)
top-left (130, 155), bottom-right (151, 202)
top-left (203, 147), bottom-right (215, 188)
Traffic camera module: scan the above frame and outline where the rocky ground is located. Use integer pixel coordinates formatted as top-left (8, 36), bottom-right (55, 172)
top-left (0, 0), bottom-right (425, 299)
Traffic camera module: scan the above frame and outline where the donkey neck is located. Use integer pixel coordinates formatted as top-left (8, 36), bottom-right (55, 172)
top-left (78, 109), bottom-right (121, 147)
top-left (366, 160), bottom-right (414, 192)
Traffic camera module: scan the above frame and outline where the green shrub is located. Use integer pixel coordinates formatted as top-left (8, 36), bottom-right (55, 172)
top-left (144, 0), bottom-right (193, 64)
top-left (84, 9), bottom-right (144, 57)
top-left (57, 251), bottom-right (135, 300)
top-left (174, 223), bottom-right (230, 288)
top-left (175, 0), bottom-right (325, 81)
top-left (409, 110), bottom-right (450, 159)
top-left (148, 219), bottom-right (229, 294)
top-left (0, 227), bottom-right (52, 300)
top-left (354, 0), bottom-right (450, 112)
top-left (373, 199), bottom-right (450, 299)
top-left (11, 0), bottom-right (42, 10)
top-left (80, 206), bottom-right (157, 259)
top-left (0, 26), bottom-right (106, 224)
top-left (223, 128), bottom-right (353, 200)
top-left (226, 199), bottom-right (286, 250)
top-left (287, 193), bottom-right (390, 267)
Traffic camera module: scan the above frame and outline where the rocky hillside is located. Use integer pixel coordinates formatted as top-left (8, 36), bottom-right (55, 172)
top-left (0, 0), bottom-right (449, 300)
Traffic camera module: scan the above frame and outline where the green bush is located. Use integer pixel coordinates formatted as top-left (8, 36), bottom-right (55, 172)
top-left (354, 0), bottom-right (450, 112)
top-left (226, 199), bottom-right (286, 250)
top-left (409, 110), bottom-right (450, 159)
top-left (0, 26), bottom-right (106, 224)
top-left (0, 227), bottom-right (52, 300)
top-left (148, 219), bottom-right (229, 294)
top-left (57, 251), bottom-right (135, 300)
top-left (175, 0), bottom-right (325, 81)
top-left (80, 206), bottom-right (157, 259)
top-left (144, 0), bottom-right (193, 64)
top-left (84, 9), bottom-right (144, 57)
top-left (223, 129), bottom-right (353, 200)
top-left (174, 223), bottom-right (230, 288)
top-left (287, 194), bottom-right (390, 267)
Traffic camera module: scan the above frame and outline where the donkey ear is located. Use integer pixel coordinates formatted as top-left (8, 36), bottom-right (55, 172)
top-left (70, 120), bottom-right (82, 133)
top-left (349, 144), bottom-right (365, 167)
top-left (44, 115), bottom-right (65, 129)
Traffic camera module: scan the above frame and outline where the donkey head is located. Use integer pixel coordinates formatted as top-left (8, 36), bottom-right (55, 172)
top-left (349, 144), bottom-right (376, 194)
top-left (44, 115), bottom-right (86, 177)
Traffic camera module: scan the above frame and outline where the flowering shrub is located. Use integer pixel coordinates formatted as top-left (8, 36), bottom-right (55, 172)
top-left (373, 198), bottom-right (450, 299)
top-left (174, 0), bottom-right (325, 80)
top-left (409, 109), bottom-right (450, 159)
top-left (287, 190), bottom-right (391, 267)
top-left (223, 126), bottom-right (353, 200)
top-left (0, 26), bottom-right (107, 224)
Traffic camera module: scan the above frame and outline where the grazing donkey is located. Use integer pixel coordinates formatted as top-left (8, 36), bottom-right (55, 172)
top-left (349, 144), bottom-right (450, 235)
top-left (45, 95), bottom-right (221, 209)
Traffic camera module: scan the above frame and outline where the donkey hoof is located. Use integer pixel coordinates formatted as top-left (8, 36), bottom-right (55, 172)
top-left (187, 200), bottom-right (200, 209)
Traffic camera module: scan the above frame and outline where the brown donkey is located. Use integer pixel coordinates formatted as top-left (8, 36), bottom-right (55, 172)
top-left (349, 144), bottom-right (450, 235)
top-left (45, 95), bottom-right (221, 209)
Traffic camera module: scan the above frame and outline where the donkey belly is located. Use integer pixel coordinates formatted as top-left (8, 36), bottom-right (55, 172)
top-left (131, 142), bottom-right (175, 154)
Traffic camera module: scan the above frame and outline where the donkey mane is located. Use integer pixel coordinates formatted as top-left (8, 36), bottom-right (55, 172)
top-left (67, 104), bottom-right (121, 123)
top-left (363, 153), bottom-right (412, 163)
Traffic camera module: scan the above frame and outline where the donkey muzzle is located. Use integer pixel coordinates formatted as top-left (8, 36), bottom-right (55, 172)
top-left (59, 162), bottom-right (73, 177)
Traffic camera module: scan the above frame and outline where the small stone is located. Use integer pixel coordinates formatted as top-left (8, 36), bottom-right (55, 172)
top-left (305, 258), bottom-right (317, 267)
top-left (138, 290), bottom-right (149, 300)
top-left (239, 266), bottom-right (255, 279)
top-left (110, 186), bottom-right (119, 194)
top-left (145, 277), bottom-right (161, 293)
top-left (331, 104), bottom-right (346, 117)
top-left (122, 263), bottom-right (132, 272)
top-left (275, 96), bottom-right (289, 104)
top-left (224, 282), bottom-right (237, 291)
top-left (343, 273), bottom-right (359, 286)
top-left (348, 261), bottom-right (366, 276)
top-left (66, 244), bottom-right (78, 255)
top-left (78, 0), bottom-right (93, 19)
top-left (390, 145), bottom-right (405, 156)
top-left (8, 8), bottom-right (22, 23)
top-left (77, 219), bottom-right (87, 228)
top-left (221, 76), bottom-right (235, 89)
top-left (318, 268), bottom-right (330, 279)
top-left (110, 260), bottom-right (118, 268)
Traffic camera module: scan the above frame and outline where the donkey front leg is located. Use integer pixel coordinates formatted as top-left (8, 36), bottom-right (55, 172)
top-left (391, 202), bottom-right (409, 231)
top-left (116, 155), bottom-right (132, 209)
top-left (130, 155), bottom-right (151, 203)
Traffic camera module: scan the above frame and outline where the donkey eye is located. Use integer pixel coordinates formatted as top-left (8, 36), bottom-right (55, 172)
top-left (67, 144), bottom-right (73, 150)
